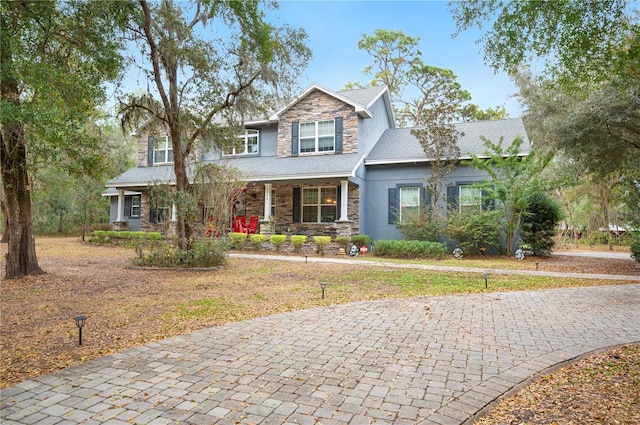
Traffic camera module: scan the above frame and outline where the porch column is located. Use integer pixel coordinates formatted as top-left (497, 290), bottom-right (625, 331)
top-left (171, 202), bottom-right (177, 221)
top-left (116, 189), bottom-right (125, 222)
top-left (339, 180), bottom-right (349, 221)
top-left (263, 183), bottom-right (272, 221)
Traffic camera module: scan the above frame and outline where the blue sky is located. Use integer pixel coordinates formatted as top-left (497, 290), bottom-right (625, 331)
top-left (272, 0), bottom-right (522, 117)
top-left (111, 1), bottom-right (522, 118)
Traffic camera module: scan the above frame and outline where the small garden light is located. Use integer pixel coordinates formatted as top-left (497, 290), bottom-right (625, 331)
top-left (482, 271), bottom-right (489, 289)
top-left (319, 281), bottom-right (327, 299)
top-left (74, 315), bottom-right (87, 346)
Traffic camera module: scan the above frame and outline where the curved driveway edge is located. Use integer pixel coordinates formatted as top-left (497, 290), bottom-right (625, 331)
top-left (2, 284), bottom-right (639, 425)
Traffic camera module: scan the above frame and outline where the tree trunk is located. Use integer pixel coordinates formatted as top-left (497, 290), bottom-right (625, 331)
top-left (1, 200), bottom-right (8, 243)
top-left (1, 31), bottom-right (44, 278)
top-left (1, 128), bottom-right (44, 279)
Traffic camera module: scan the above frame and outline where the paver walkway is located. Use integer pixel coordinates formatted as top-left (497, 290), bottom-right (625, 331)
top-left (2, 284), bottom-right (639, 425)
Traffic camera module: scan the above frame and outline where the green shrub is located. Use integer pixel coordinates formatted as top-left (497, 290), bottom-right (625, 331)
top-left (335, 236), bottom-right (351, 253)
top-left (90, 230), bottom-right (110, 244)
top-left (250, 233), bottom-right (267, 251)
top-left (270, 234), bottom-right (287, 251)
top-left (135, 238), bottom-right (227, 268)
top-left (445, 210), bottom-right (502, 255)
top-left (291, 235), bottom-right (307, 253)
top-left (228, 232), bottom-right (247, 250)
top-left (397, 208), bottom-right (440, 241)
top-left (585, 230), bottom-right (609, 247)
top-left (631, 233), bottom-right (640, 263)
top-left (90, 230), bottom-right (164, 244)
top-left (374, 239), bottom-right (447, 259)
top-left (313, 235), bottom-right (332, 255)
top-left (351, 234), bottom-right (371, 248)
top-left (521, 192), bottom-right (563, 257)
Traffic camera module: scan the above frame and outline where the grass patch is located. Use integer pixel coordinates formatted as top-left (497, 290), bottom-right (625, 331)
top-left (171, 298), bottom-right (233, 319)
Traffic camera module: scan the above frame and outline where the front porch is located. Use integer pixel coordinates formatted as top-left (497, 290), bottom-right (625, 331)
top-left (111, 180), bottom-right (361, 238)
top-left (238, 180), bottom-right (360, 238)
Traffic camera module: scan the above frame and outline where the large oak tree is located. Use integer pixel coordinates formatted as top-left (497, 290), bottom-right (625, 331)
top-left (1, 1), bottom-right (135, 278)
top-left (119, 0), bottom-right (310, 251)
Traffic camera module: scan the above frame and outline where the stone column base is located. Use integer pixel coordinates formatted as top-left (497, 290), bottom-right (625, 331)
top-left (112, 221), bottom-right (129, 231)
top-left (335, 220), bottom-right (353, 238)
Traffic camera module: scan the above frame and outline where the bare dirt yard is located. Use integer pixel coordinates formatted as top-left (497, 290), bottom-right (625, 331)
top-left (1, 237), bottom-right (638, 424)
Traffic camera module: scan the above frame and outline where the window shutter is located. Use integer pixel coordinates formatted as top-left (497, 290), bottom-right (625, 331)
top-left (335, 117), bottom-right (343, 154)
top-left (291, 121), bottom-right (299, 157)
top-left (447, 185), bottom-right (458, 211)
top-left (388, 188), bottom-right (397, 224)
top-left (422, 187), bottom-right (431, 209)
top-left (124, 196), bottom-right (132, 218)
top-left (292, 187), bottom-right (301, 223)
top-left (147, 136), bottom-right (154, 165)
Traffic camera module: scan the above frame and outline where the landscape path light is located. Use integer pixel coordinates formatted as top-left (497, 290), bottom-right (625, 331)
top-left (319, 281), bottom-right (327, 299)
top-left (74, 315), bottom-right (87, 346)
top-left (482, 271), bottom-right (489, 289)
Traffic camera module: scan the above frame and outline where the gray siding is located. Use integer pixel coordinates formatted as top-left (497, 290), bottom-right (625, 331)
top-left (358, 95), bottom-right (393, 156)
top-left (109, 197), bottom-right (141, 231)
top-left (363, 163), bottom-right (490, 242)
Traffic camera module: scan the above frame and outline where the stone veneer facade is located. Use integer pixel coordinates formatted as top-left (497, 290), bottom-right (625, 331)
top-left (277, 89), bottom-right (359, 157)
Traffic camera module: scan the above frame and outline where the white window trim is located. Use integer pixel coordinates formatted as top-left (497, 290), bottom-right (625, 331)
top-left (399, 186), bottom-right (420, 222)
top-left (130, 195), bottom-right (141, 218)
top-left (459, 184), bottom-right (482, 213)
top-left (224, 129), bottom-right (259, 156)
top-left (301, 186), bottom-right (337, 223)
top-left (299, 120), bottom-right (335, 154)
top-left (154, 135), bottom-right (173, 164)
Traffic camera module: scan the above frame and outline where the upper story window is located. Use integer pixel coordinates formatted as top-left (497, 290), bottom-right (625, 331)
top-left (224, 129), bottom-right (259, 156)
top-left (154, 136), bottom-right (173, 164)
top-left (300, 120), bottom-right (334, 153)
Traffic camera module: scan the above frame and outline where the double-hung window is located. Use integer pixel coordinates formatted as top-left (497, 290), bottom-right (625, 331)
top-left (225, 129), bottom-right (259, 156)
top-left (399, 186), bottom-right (420, 221)
top-left (130, 195), bottom-right (141, 218)
top-left (154, 136), bottom-right (173, 164)
top-left (302, 187), bottom-right (337, 223)
top-left (155, 201), bottom-right (170, 223)
top-left (459, 184), bottom-right (482, 213)
top-left (300, 120), bottom-right (335, 153)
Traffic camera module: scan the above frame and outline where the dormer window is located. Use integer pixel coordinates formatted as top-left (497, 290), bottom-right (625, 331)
top-left (224, 129), bottom-right (259, 156)
top-left (154, 136), bottom-right (173, 164)
top-left (300, 120), bottom-right (334, 153)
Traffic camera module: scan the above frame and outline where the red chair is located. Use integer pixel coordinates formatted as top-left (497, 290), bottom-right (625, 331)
top-left (246, 216), bottom-right (258, 234)
top-left (232, 216), bottom-right (246, 233)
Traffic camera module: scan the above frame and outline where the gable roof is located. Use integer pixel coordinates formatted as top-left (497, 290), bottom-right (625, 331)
top-left (269, 83), bottom-right (380, 120)
top-left (365, 117), bottom-right (532, 165)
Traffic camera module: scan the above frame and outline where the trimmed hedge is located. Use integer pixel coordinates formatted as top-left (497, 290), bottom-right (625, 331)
top-left (374, 239), bottom-right (447, 259)
top-left (351, 234), bottom-right (371, 248)
top-left (270, 234), bottom-right (287, 251)
top-left (313, 235), bottom-right (332, 255)
top-left (290, 235), bottom-right (307, 253)
top-left (90, 230), bottom-right (163, 244)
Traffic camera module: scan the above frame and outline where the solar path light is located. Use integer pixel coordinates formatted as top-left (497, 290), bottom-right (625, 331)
top-left (319, 281), bottom-right (327, 299)
top-left (74, 315), bottom-right (87, 346)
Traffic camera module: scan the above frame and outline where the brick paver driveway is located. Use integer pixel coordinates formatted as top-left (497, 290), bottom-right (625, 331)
top-left (2, 284), bottom-right (639, 425)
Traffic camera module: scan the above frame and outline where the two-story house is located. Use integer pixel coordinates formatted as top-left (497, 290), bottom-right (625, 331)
top-left (104, 83), bottom-right (531, 243)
